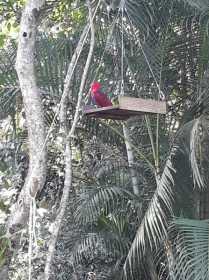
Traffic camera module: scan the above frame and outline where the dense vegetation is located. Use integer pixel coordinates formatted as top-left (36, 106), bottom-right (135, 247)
top-left (1, 0), bottom-right (209, 279)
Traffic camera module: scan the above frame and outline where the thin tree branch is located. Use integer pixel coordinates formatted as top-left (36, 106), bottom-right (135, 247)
top-left (44, 1), bottom-right (96, 278)
top-left (59, 24), bottom-right (90, 130)
top-left (67, 1), bottom-right (96, 139)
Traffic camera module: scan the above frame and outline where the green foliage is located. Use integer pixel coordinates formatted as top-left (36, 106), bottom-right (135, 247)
top-left (0, 0), bottom-right (25, 18)
top-left (170, 217), bottom-right (209, 280)
top-left (49, 0), bottom-right (86, 35)
top-left (0, 0), bottom-right (25, 47)
top-left (0, 236), bottom-right (10, 268)
top-left (0, 200), bottom-right (8, 213)
top-left (199, 26), bottom-right (209, 78)
top-left (70, 161), bottom-right (138, 270)
top-left (182, 0), bottom-right (209, 11)
top-left (1, 0), bottom-right (209, 278)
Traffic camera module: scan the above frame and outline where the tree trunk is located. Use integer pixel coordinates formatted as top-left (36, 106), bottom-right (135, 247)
top-left (8, 0), bottom-right (47, 230)
top-left (123, 124), bottom-right (139, 195)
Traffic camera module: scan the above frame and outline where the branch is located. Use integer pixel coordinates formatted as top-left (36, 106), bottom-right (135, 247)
top-left (59, 23), bottom-right (90, 130)
top-left (44, 0), bottom-right (96, 278)
top-left (67, 2), bottom-right (96, 139)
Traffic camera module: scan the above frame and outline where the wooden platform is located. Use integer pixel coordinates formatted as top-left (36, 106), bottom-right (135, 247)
top-left (84, 97), bottom-right (167, 120)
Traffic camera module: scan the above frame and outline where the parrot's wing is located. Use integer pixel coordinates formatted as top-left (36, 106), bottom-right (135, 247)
top-left (91, 95), bottom-right (97, 105)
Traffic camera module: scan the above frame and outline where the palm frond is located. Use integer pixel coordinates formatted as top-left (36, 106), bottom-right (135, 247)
top-left (186, 114), bottom-right (209, 190)
top-left (124, 146), bottom-right (176, 275)
top-left (181, 0), bottom-right (209, 11)
top-left (123, 116), bottom-right (205, 277)
top-left (70, 230), bottom-right (129, 267)
top-left (190, 118), bottom-right (205, 188)
top-left (0, 43), bottom-right (20, 120)
top-left (170, 217), bottom-right (209, 280)
top-left (74, 185), bottom-right (134, 225)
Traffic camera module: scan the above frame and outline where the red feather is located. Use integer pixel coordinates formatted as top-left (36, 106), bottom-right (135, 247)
top-left (91, 82), bottom-right (112, 107)
top-left (91, 90), bottom-right (112, 107)
top-left (91, 82), bottom-right (101, 93)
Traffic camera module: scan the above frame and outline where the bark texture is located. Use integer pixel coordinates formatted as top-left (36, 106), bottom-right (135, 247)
top-left (8, 0), bottom-right (47, 229)
top-left (123, 124), bottom-right (139, 195)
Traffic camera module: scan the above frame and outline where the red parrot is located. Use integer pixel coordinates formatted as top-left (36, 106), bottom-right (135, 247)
top-left (91, 81), bottom-right (112, 107)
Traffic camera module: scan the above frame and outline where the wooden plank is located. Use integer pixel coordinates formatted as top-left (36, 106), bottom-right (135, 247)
top-left (118, 96), bottom-right (167, 114)
top-left (84, 106), bottom-right (131, 120)
top-left (83, 97), bottom-right (167, 120)
top-left (86, 113), bottom-right (128, 120)
top-left (84, 106), bottom-right (136, 120)
top-left (83, 105), bottom-right (119, 114)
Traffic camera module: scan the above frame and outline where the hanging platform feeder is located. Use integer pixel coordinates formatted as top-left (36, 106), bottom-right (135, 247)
top-left (84, 96), bottom-right (167, 120)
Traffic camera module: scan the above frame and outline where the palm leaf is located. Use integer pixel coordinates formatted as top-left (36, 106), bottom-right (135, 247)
top-left (0, 43), bottom-right (20, 120)
top-left (123, 116), bottom-right (206, 277)
top-left (70, 230), bottom-right (130, 267)
top-left (124, 146), bottom-right (176, 274)
top-left (170, 217), bottom-right (209, 280)
top-left (74, 184), bottom-right (135, 225)
top-left (181, 0), bottom-right (209, 11)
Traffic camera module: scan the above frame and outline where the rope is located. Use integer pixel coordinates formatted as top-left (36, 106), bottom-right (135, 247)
top-left (84, 4), bottom-right (123, 104)
top-left (85, 0), bottom-right (169, 103)
top-left (120, 0), bottom-right (125, 96)
top-left (125, 10), bottom-right (166, 100)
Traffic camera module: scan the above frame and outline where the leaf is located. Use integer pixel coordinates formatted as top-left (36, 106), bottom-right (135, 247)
top-left (170, 217), bottom-right (209, 280)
